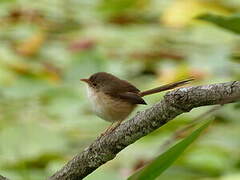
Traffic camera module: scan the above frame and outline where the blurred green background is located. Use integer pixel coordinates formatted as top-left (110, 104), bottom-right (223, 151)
top-left (0, 0), bottom-right (240, 179)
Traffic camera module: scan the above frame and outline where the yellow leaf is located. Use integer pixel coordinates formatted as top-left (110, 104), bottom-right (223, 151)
top-left (16, 31), bottom-right (46, 57)
top-left (157, 64), bottom-right (207, 83)
top-left (161, 0), bottom-right (231, 28)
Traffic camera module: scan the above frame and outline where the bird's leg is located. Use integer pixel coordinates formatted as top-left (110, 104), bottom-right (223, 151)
top-left (100, 122), bottom-right (115, 137)
top-left (109, 120), bottom-right (123, 132)
top-left (100, 120), bottom-right (123, 137)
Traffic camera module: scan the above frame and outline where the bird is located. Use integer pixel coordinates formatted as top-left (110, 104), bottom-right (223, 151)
top-left (80, 72), bottom-right (193, 135)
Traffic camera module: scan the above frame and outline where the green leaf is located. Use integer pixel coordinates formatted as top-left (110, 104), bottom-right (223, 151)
top-left (197, 13), bottom-right (240, 34)
top-left (128, 121), bottom-right (212, 180)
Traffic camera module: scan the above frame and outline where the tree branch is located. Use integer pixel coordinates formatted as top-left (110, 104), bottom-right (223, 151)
top-left (49, 81), bottom-right (240, 180)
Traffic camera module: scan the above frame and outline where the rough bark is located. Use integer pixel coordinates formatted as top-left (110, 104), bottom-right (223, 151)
top-left (49, 81), bottom-right (240, 180)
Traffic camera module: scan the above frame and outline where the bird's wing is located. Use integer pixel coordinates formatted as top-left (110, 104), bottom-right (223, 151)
top-left (104, 77), bottom-right (146, 104)
top-left (118, 92), bottom-right (147, 105)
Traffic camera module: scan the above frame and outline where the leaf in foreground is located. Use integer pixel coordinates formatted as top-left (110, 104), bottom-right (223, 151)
top-left (197, 13), bottom-right (240, 34)
top-left (128, 121), bottom-right (211, 180)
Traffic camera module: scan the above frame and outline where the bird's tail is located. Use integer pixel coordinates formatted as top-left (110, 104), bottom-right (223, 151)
top-left (139, 78), bottom-right (194, 97)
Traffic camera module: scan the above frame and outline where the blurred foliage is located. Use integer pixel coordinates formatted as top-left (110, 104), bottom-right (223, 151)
top-left (0, 0), bottom-right (239, 180)
top-left (128, 121), bottom-right (212, 180)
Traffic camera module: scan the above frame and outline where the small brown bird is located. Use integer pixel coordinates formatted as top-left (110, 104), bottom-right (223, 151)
top-left (81, 72), bottom-right (193, 134)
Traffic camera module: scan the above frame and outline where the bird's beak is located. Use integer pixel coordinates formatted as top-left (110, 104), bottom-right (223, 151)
top-left (80, 78), bottom-right (90, 84)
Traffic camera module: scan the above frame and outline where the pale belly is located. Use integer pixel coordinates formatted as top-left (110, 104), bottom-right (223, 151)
top-left (87, 87), bottom-right (136, 122)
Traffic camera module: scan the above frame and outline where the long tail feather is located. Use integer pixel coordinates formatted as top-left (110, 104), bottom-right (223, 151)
top-left (139, 78), bottom-right (194, 97)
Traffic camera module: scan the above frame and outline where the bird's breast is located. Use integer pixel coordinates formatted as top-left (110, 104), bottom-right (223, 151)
top-left (87, 87), bottom-right (136, 122)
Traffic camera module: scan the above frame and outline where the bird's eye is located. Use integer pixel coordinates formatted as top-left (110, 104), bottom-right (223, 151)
top-left (92, 83), bottom-right (97, 87)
